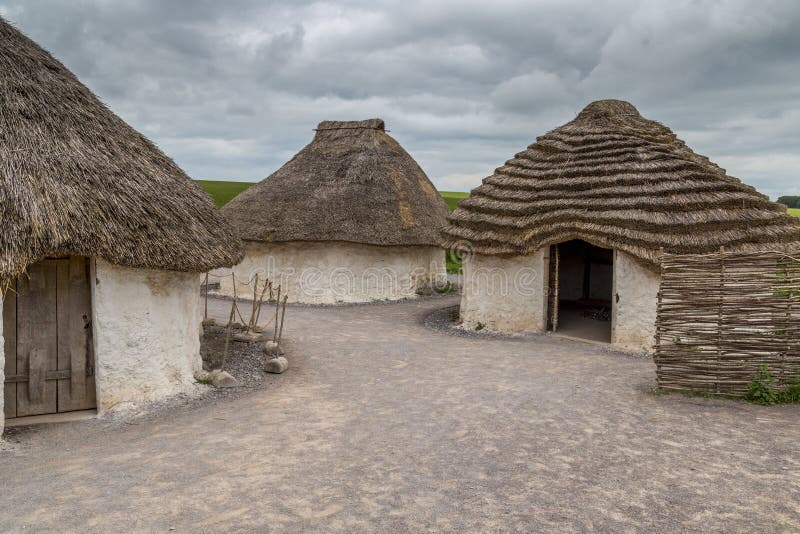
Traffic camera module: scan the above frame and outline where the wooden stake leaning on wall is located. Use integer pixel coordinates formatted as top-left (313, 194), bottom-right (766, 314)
top-left (254, 278), bottom-right (271, 332)
top-left (277, 294), bottom-right (289, 345)
top-left (254, 281), bottom-right (272, 328)
top-left (230, 272), bottom-right (247, 326)
top-left (249, 274), bottom-right (259, 331)
top-left (221, 299), bottom-right (236, 371)
top-left (204, 272), bottom-right (209, 321)
top-left (273, 284), bottom-right (282, 343)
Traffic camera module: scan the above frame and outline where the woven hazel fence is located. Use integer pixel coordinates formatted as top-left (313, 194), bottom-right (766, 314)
top-left (654, 250), bottom-right (800, 396)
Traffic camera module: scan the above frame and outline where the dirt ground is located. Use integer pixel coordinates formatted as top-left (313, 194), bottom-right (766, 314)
top-left (1, 295), bottom-right (799, 532)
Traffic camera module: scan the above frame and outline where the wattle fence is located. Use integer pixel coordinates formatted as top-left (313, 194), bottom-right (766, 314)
top-left (654, 250), bottom-right (800, 395)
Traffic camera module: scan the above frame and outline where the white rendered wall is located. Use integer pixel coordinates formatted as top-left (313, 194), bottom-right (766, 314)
top-left (612, 251), bottom-right (661, 352)
top-left (215, 241), bottom-right (446, 305)
top-left (460, 250), bottom-right (547, 333)
top-left (92, 259), bottom-right (203, 412)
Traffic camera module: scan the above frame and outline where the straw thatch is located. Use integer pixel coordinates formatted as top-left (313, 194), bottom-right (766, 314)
top-left (223, 119), bottom-right (450, 246)
top-left (0, 17), bottom-right (242, 284)
top-left (443, 100), bottom-right (800, 267)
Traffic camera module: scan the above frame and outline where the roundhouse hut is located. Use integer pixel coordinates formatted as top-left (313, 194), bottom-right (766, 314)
top-left (443, 99), bottom-right (800, 352)
top-left (0, 18), bottom-right (242, 430)
top-left (220, 119), bottom-right (450, 304)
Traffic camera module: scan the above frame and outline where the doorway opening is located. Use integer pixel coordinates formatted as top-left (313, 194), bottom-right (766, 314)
top-left (547, 240), bottom-right (613, 343)
top-left (3, 256), bottom-right (96, 419)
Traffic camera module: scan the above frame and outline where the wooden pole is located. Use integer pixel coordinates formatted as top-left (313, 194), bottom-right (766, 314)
top-left (553, 244), bottom-right (560, 332)
top-left (277, 294), bottom-right (288, 343)
top-left (273, 284), bottom-right (281, 343)
top-left (229, 272), bottom-right (247, 325)
top-left (254, 281), bottom-right (271, 328)
top-left (250, 274), bottom-right (259, 330)
top-left (221, 300), bottom-right (236, 371)
top-left (204, 272), bottom-right (209, 320)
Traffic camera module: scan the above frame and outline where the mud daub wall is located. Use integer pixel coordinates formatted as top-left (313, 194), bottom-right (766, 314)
top-left (654, 251), bottom-right (800, 396)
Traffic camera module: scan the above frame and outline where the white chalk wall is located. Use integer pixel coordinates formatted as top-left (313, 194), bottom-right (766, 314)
top-left (612, 250), bottom-right (661, 352)
top-left (460, 250), bottom-right (547, 333)
top-left (92, 259), bottom-right (203, 412)
top-left (215, 241), bottom-right (446, 304)
top-left (459, 247), bottom-right (660, 352)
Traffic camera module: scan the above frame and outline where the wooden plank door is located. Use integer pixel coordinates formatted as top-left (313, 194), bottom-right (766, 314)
top-left (16, 260), bottom-right (59, 417)
top-left (3, 281), bottom-right (17, 419)
top-left (56, 257), bottom-right (96, 412)
top-left (2, 257), bottom-right (96, 418)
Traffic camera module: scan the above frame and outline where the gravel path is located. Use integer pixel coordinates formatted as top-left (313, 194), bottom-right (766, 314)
top-left (1, 295), bottom-right (798, 532)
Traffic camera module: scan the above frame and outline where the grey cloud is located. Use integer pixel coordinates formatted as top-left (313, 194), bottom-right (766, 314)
top-left (0, 0), bottom-right (798, 198)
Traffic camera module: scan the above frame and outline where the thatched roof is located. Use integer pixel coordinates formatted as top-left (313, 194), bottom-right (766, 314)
top-left (222, 119), bottom-right (450, 247)
top-left (0, 17), bottom-right (242, 283)
top-left (443, 100), bottom-right (800, 267)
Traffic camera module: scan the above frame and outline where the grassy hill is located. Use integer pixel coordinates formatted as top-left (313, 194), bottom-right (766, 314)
top-left (440, 191), bottom-right (469, 210)
top-left (197, 180), bottom-right (469, 211)
top-left (198, 180), bottom-right (800, 220)
top-left (196, 180), bottom-right (255, 207)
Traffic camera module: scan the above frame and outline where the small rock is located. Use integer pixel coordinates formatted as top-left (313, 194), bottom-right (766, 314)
top-left (194, 369), bottom-right (211, 382)
top-left (265, 356), bottom-right (288, 374)
top-left (262, 340), bottom-right (281, 356)
top-left (233, 331), bottom-right (260, 343)
top-left (209, 369), bottom-right (238, 388)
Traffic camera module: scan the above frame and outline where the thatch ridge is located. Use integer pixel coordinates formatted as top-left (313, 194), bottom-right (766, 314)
top-left (222, 119), bottom-right (450, 247)
top-left (0, 17), bottom-right (243, 282)
top-left (443, 99), bottom-right (800, 267)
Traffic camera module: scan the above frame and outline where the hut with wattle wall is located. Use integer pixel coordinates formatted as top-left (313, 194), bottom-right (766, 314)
top-left (442, 99), bottom-right (800, 352)
top-left (219, 119), bottom-right (450, 304)
top-left (0, 17), bottom-right (242, 430)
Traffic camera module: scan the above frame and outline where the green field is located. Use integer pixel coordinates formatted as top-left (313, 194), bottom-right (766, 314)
top-left (196, 180), bottom-right (255, 207)
top-left (197, 180), bottom-right (469, 211)
top-left (440, 191), bottom-right (469, 210)
top-left (790, 208), bottom-right (800, 218)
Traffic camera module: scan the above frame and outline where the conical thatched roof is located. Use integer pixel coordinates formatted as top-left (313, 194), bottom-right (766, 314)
top-left (223, 119), bottom-right (450, 247)
top-left (0, 17), bottom-right (242, 284)
top-left (443, 100), bottom-right (800, 267)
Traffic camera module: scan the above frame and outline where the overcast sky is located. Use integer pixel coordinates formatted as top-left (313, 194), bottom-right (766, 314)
top-left (2, 1), bottom-right (798, 198)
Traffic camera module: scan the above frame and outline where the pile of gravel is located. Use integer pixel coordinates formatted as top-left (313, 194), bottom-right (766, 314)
top-left (422, 305), bottom-right (523, 340)
top-left (201, 324), bottom-right (268, 389)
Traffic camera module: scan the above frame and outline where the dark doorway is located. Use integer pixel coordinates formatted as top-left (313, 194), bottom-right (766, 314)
top-left (547, 240), bottom-right (613, 343)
